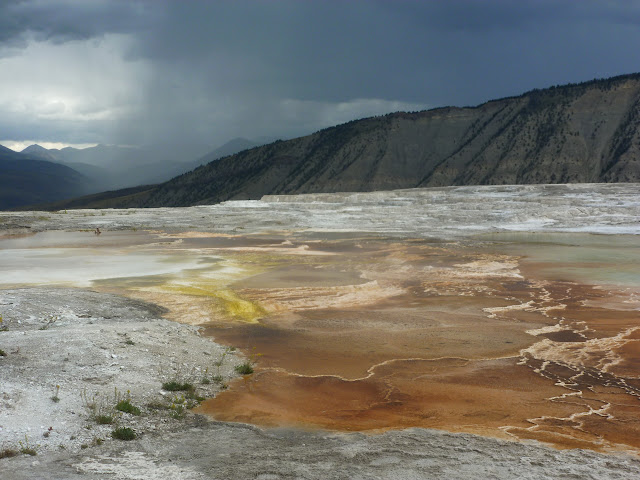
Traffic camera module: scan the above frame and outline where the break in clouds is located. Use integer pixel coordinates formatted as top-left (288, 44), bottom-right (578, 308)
top-left (1, 0), bottom-right (640, 159)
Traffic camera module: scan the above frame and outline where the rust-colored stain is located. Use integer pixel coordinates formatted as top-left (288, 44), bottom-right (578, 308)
top-left (106, 233), bottom-right (640, 453)
top-left (191, 237), bottom-right (640, 453)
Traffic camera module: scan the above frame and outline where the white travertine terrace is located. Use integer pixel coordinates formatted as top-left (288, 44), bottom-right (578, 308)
top-left (1, 183), bottom-right (639, 238)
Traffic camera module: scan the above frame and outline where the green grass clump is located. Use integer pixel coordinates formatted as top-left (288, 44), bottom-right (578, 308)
top-left (0, 349), bottom-right (6, 357)
top-left (111, 427), bottom-right (136, 441)
top-left (95, 414), bottom-right (113, 425)
top-left (234, 362), bottom-right (254, 375)
top-left (18, 435), bottom-right (36, 456)
top-left (115, 399), bottom-right (141, 416)
top-left (162, 381), bottom-right (194, 392)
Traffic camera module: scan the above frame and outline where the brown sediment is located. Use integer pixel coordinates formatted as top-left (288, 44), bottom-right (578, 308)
top-left (87, 232), bottom-right (640, 453)
top-left (205, 300), bottom-right (537, 379)
top-left (195, 358), bottom-right (582, 437)
top-left (191, 236), bottom-right (640, 453)
top-left (0, 231), bottom-right (35, 240)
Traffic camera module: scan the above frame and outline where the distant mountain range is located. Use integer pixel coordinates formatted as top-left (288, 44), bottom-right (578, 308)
top-left (43, 72), bottom-right (640, 210)
top-left (0, 138), bottom-right (258, 209)
top-left (0, 144), bottom-right (90, 209)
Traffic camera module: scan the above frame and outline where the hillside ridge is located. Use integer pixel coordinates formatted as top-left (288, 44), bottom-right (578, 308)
top-left (34, 73), bottom-right (640, 209)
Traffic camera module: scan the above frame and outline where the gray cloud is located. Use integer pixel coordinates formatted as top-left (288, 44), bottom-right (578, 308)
top-left (2, 0), bottom-right (640, 162)
top-left (0, 0), bottom-right (150, 47)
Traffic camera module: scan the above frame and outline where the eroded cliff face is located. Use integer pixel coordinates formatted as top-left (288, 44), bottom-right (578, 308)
top-left (421, 78), bottom-right (640, 186)
top-left (53, 74), bottom-right (640, 209)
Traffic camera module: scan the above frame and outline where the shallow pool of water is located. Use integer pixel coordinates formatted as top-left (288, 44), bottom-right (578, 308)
top-left (476, 232), bottom-right (640, 286)
top-left (0, 231), bottom-right (209, 288)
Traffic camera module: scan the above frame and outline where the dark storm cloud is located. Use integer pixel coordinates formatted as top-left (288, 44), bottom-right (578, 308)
top-left (119, 0), bottom-right (640, 109)
top-left (0, 0), bottom-right (151, 48)
top-left (2, 0), bottom-right (640, 158)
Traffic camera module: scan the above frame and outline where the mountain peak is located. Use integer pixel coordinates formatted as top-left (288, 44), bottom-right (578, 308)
top-left (21, 144), bottom-right (59, 162)
top-left (22, 144), bottom-right (48, 153)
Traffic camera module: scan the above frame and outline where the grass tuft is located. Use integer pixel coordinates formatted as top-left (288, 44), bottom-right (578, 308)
top-left (51, 384), bottom-right (61, 403)
top-left (95, 414), bottom-right (113, 425)
top-left (111, 427), bottom-right (136, 441)
top-left (234, 362), bottom-right (254, 375)
top-left (18, 435), bottom-right (36, 456)
top-left (20, 447), bottom-right (37, 456)
top-left (162, 381), bottom-right (194, 392)
top-left (115, 399), bottom-right (141, 416)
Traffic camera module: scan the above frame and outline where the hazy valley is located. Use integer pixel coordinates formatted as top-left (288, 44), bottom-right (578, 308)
top-left (0, 138), bottom-right (259, 210)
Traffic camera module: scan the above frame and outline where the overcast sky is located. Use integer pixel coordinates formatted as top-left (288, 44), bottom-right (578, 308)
top-left (1, 0), bottom-right (640, 159)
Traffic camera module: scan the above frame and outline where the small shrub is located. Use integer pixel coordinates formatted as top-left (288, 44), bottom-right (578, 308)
top-left (111, 427), bottom-right (136, 441)
top-left (201, 377), bottom-right (211, 385)
top-left (162, 381), bottom-right (194, 392)
top-left (185, 391), bottom-right (205, 402)
top-left (81, 389), bottom-right (114, 424)
top-left (211, 375), bottom-right (223, 383)
top-left (18, 435), bottom-right (36, 456)
top-left (0, 349), bottom-right (6, 357)
top-left (234, 362), bottom-right (254, 375)
top-left (51, 385), bottom-right (61, 403)
top-left (124, 339), bottom-right (135, 345)
top-left (95, 415), bottom-right (113, 425)
top-left (115, 399), bottom-right (141, 416)
top-left (20, 447), bottom-right (37, 456)
top-left (170, 404), bottom-right (185, 420)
